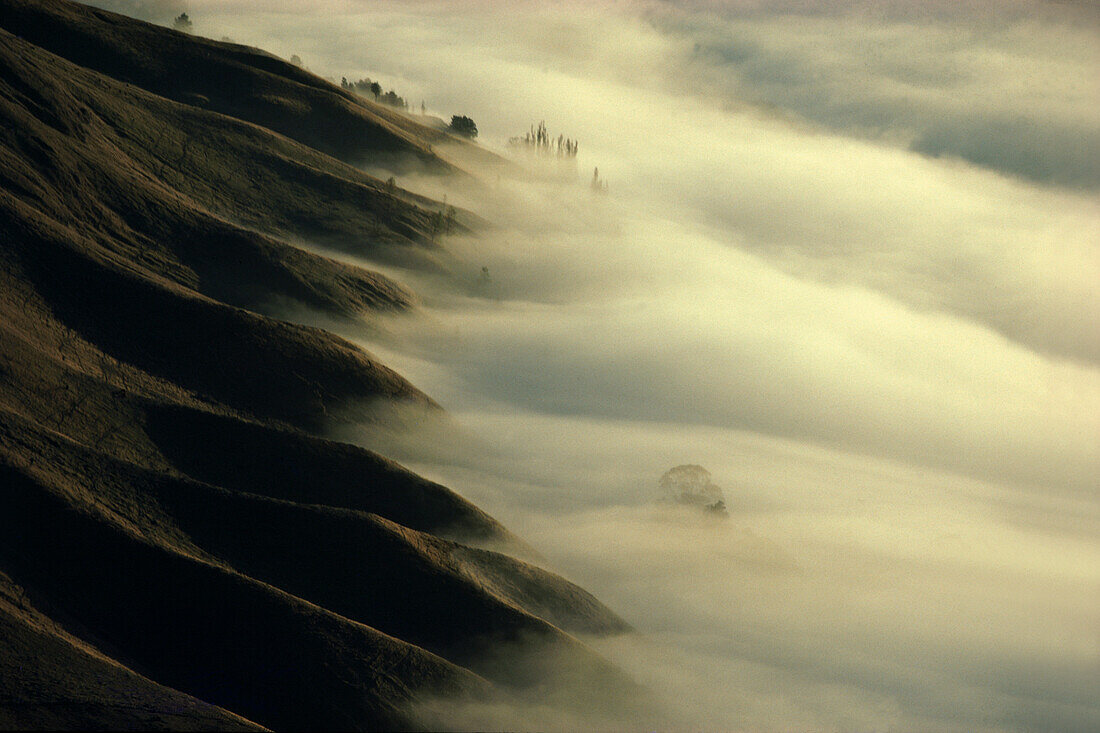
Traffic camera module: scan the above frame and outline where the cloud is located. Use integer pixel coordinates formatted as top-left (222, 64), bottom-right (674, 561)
top-left (194, 0), bottom-right (1100, 364)
top-left (371, 409), bottom-right (1100, 731)
top-left (644, 2), bottom-right (1100, 188)
top-left (163, 1), bottom-right (1099, 729)
top-left (359, 163), bottom-right (1098, 497)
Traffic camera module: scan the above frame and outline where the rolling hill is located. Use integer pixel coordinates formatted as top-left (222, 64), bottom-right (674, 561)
top-left (0, 1), bottom-right (636, 729)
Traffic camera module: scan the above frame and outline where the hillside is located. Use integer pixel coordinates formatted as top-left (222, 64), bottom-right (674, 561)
top-left (0, 1), bottom-right (636, 730)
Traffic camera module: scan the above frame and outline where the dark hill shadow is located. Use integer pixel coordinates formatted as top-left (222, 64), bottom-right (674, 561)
top-left (16, 230), bottom-right (428, 431)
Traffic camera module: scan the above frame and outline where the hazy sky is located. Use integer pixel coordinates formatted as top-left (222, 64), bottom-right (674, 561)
top-left (92, 1), bottom-right (1100, 729)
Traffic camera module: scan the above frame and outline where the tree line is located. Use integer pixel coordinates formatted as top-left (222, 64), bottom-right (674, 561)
top-left (508, 121), bottom-right (577, 159)
top-left (340, 77), bottom-right (411, 110)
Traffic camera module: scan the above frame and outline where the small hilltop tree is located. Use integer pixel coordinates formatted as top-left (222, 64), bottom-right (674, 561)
top-left (449, 115), bottom-right (478, 139)
top-left (173, 13), bottom-right (193, 33)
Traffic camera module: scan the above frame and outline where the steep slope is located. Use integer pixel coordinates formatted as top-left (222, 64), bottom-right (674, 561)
top-left (0, 22), bottom-right (455, 274)
top-left (0, 1), bottom-right (637, 730)
top-left (0, 460), bottom-right (490, 732)
top-left (1, 0), bottom-right (515, 178)
top-left (0, 0), bottom-right (459, 172)
top-left (0, 596), bottom-right (264, 731)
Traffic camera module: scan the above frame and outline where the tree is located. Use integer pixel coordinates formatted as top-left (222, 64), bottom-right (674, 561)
top-left (369, 81), bottom-right (381, 100)
top-left (507, 121), bottom-right (577, 159)
top-left (449, 115), bottom-right (478, 139)
top-left (290, 54), bottom-right (303, 67)
top-left (591, 166), bottom-right (608, 194)
top-left (173, 13), bottom-right (192, 33)
top-left (658, 464), bottom-right (723, 506)
top-left (380, 90), bottom-right (407, 108)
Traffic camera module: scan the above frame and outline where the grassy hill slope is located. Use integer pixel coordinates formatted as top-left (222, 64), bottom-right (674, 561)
top-left (0, 0), bottom-right (459, 171)
top-left (0, 1), bottom-right (636, 729)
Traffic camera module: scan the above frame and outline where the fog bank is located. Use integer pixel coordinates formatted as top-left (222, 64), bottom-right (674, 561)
top-left (102, 1), bottom-right (1100, 729)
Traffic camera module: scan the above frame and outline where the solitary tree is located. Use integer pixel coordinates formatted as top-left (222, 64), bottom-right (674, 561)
top-left (173, 13), bottom-right (192, 32)
top-left (449, 115), bottom-right (478, 139)
top-left (591, 166), bottom-right (608, 193)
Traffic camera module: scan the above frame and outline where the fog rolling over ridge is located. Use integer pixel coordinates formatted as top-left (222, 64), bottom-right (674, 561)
top-left (125, 0), bottom-right (1095, 729)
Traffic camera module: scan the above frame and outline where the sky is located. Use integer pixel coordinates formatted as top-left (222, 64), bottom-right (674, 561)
top-left (92, 1), bottom-right (1100, 729)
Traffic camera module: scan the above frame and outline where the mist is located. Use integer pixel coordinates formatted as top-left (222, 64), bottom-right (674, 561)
top-left (122, 1), bottom-right (1100, 729)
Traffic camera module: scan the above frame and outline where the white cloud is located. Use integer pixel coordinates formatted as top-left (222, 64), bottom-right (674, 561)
top-left (174, 1), bottom-right (1100, 729)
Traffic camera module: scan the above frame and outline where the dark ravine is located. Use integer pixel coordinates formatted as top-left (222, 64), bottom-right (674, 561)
top-left (0, 1), bottom-right (637, 729)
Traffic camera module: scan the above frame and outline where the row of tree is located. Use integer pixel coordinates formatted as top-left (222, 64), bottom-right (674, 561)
top-left (333, 74), bottom-right (482, 140)
top-left (340, 77), bottom-right (411, 110)
top-left (508, 121), bottom-right (578, 158)
top-left (173, 16), bottom-right (590, 191)
top-left (174, 17), bottom-right (456, 131)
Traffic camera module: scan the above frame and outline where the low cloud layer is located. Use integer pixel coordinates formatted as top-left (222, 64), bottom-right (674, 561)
top-left (120, 1), bottom-right (1100, 730)
top-left (648, 0), bottom-right (1100, 189)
